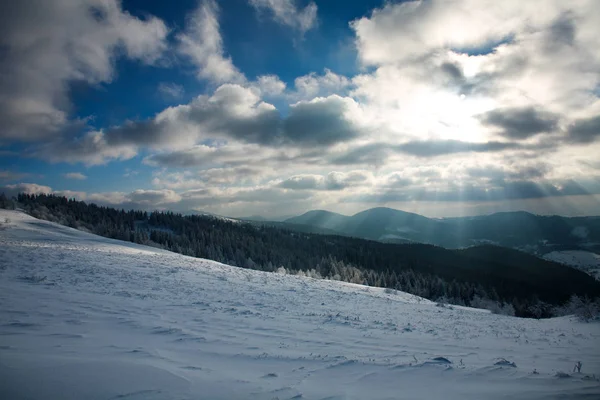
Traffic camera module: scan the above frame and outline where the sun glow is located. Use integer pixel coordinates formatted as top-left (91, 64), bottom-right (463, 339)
top-left (414, 90), bottom-right (497, 142)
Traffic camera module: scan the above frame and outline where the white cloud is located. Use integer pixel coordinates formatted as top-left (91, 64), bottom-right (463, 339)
top-left (177, 0), bottom-right (245, 84)
top-left (158, 82), bottom-right (185, 99)
top-left (0, 0), bottom-right (169, 141)
top-left (293, 69), bottom-right (350, 99)
top-left (128, 189), bottom-right (182, 205)
top-left (249, 0), bottom-right (317, 33)
top-left (4, 0), bottom-right (600, 218)
top-left (151, 167), bottom-right (267, 189)
top-left (63, 172), bottom-right (87, 180)
top-left (42, 84), bottom-right (367, 165)
top-left (35, 131), bottom-right (137, 166)
top-left (345, 0), bottom-right (600, 156)
top-left (351, 0), bottom-right (560, 66)
top-left (3, 183), bottom-right (52, 196)
top-left (123, 169), bottom-right (139, 178)
top-left (279, 171), bottom-right (374, 191)
top-left (255, 75), bottom-right (286, 96)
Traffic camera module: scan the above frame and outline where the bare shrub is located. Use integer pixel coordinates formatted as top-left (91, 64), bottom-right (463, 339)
top-left (554, 295), bottom-right (600, 322)
top-left (471, 295), bottom-right (515, 316)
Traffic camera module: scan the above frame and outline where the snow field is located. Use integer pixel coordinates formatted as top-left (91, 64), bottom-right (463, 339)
top-left (1, 210), bottom-right (599, 399)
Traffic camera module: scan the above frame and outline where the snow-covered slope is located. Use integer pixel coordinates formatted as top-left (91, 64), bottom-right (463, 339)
top-left (543, 250), bottom-right (600, 281)
top-left (1, 210), bottom-right (599, 399)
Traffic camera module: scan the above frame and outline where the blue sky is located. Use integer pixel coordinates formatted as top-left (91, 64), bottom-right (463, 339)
top-left (1, 0), bottom-right (600, 217)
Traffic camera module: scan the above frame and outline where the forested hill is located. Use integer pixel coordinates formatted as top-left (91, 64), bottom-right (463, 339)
top-left (3, 193), bottom-right (600, 318)
top-left (285, 207), bottom-right (600, 250)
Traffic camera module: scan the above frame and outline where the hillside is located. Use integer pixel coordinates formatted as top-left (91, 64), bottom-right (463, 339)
top-left (543, 250), bottom-right (600, 281)
top-left (8, 193), bottom-right (600, 318)
top-left (285, 209), bottom-right (350, 230)
top-left (1, 209), bottom-right (600, 399)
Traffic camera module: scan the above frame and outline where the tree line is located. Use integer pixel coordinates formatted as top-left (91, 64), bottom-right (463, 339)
top-left (3, 193), bottom-right (600, 319)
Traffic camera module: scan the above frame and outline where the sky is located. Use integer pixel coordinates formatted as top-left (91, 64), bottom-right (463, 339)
top-left (1, 0), bottom-right (600, 218)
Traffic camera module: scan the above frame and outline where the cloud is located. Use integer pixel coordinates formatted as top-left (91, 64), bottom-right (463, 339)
top-left (0, 0), bottom-right (169, 141)
top-left (325, 171), bottom-right (372, 190)
top-left (256, 75), bottom-right (286, 96)
top-left (128, 189), bottom-right (181, 205)
top-left (144, 144), bottom-right (267, 168)
top-left (397, 140), bottom-right (520, 157)
top-left (63, 172), bottom-right (87, 180)
top-left (34, 131), bottom-right (137, 166)
top-left (330, 143), bottom-right (389, 166)
top-left (158, 83), bottom-right (185, 99)
top-left (249, 0), bottom-right (317, 33)
top-left (104, 84), bottom-right (280, 150)
top-left (152, 167), bottom-right (266, 189)
top-left (31, 84), bottom-right (279, 166)
top-left (567, 115), bottom-right (600, 143)
top-left (384, 174), bottom-right (413, 188)
top-left (50, 86), bottom-right (364, 165)
top-left (1, 183), bottom-right (52, 197)
top-left (3, 0), bottom-right (600, 219)
top-left (465, 163), bottom-right (550, 181)
top-left (344, 178), bottom-right (600, 204)
top-left (329, 138), bottom-right (528, 165)
top-left (478, 106), bottom-right (560, 139)
top-left (349, 0), bottom-right (600, 144)
top-left (293, 69), bottom-right (350, 99)
top-left (279, 171), bottom-right (373, 191)
top-left (283, 95), bottom-right (363, 146)
top-left (547, 12), bottom-right (577, 49)
top-left (123, 169), bottom-right (139, 178)
top-left (4, 173), bottom-right (599, 219)
top-left (350, 0), bottom-right (562, 66)
top-left (279, 174), bottom-right (322, 190)
top-left (0, 170), bottom-right (30, 182)
top-left (440, 62), bottom-right (464, 82)
top-left (177, 0), bottom-right (245, 84)
top-left (0, 183), bottom-right (184, 210)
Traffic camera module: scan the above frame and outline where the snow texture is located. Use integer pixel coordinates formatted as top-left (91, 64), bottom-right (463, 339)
top-left (1, 210), bottom-right (599, 399)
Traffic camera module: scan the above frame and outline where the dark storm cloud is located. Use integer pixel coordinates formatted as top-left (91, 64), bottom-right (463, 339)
top-left (478, 106), bottom-right (560, 139)
top-left (283, 96), bottom-right (361, 146)
top-left (567, 115), bottom-right (600, 143)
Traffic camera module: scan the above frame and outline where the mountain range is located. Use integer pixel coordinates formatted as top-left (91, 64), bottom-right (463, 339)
top-left (280, 207), bottom-right (600, 253)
